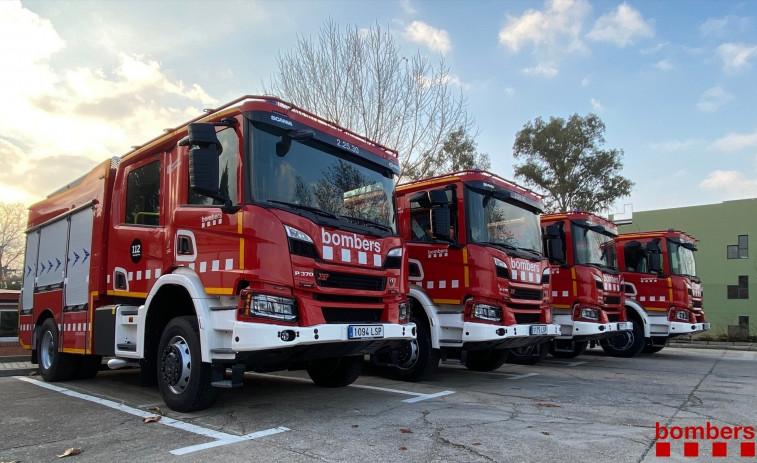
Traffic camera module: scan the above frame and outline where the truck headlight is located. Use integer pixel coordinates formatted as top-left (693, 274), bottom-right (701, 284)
top-left (398, 301), bottom-right (410, 323)
top-left (675, 310), bottom-right (689, 321)
top-left (494, 257), bottom-right (509, 279)
top-left (579, 307), bottom-right (600, 321)
top-left (472, 303), bottom-right (503, 322)
top-left (245, 293), bottom-right (299, 322)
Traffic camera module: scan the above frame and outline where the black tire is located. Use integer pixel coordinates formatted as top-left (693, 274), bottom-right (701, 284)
top-left (37, 319), bottom-right (79, 382)
top-left (390, 317), bottom-right (439, 382)
top-left (643, 344), bottom-right (665, 354)
top-left (464, 349), bottom-right (509, 372)
top-left (157, 316), bottom-right (218, 412)
top-left (307, 356), bottom-right (363, 387)
top-left (549, 340), bottom-right (589, 359)
top-left (507, 342), bottom-right (548, 365)
top-left (74, 355), bottom-right (103, 379)
top-left (600, 317), bottom-right (646, 358)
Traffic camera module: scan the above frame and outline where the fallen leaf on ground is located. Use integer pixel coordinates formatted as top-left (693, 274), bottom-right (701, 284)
top-left (400, 429), bottom-right (413, 434)
top-left (535, 403), bottom-right (560, 408)
top-left (399, 447), bottom-right (407, 451)
top-left (146, 407), bottom-right (165, 415)
top-left (57, 448), bottom-right (82, 458)
top-left (142, 416), bottom-right (161, 423)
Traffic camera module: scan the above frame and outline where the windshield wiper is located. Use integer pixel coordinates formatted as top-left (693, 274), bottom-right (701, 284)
top-left (477, 241), bottom-right (517, 251)
top-left (516, 246), bottom-right (543, 257)
top-left (266, 200), bottom-right (339, 219)
top-left (339, 214), bottom-right (393, 233)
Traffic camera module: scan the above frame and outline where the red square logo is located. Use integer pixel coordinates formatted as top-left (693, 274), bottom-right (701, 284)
top-left (684, 442), bottom-right (699, 457)
top-left (742, 442), bottom-right (756, 458)
top-left (712, 442), bottom-right (727, 457)
top-left (656, 442), bottom-right (671, 457)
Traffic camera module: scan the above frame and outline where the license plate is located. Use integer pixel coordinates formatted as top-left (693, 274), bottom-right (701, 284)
top-left (348, 325), bottom-right (384, 339)
top-left (529, 324), bottom-right (548, 335)
top-left (617, 322), bottom-right (632, 330)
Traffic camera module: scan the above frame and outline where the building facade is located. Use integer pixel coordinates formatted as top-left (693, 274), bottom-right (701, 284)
top-left (616, 199), bottom-right (756, 339)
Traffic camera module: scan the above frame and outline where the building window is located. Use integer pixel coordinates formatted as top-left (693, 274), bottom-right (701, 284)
top-left (0, 309), bottom-right (19, 338)
top-left (727, 235), bottom-right (748, 259)
top-left (727, 275), bottom-right (749, 299)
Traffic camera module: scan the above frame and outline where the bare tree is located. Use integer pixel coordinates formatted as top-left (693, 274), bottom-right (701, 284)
top-left (265, 19), bottom-right (474, 181)
top-left (0, 202), bottom-right (27, 289)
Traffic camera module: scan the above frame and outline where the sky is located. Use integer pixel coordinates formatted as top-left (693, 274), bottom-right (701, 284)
top-left (2, 0), bottom-right (757, 219)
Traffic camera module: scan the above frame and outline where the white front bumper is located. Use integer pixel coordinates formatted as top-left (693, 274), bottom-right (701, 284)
top-left (462, 322), bottom-right (561, 342)
top-left (669, 321), bottom-right (710, 335)
top-left (556, 320), bottom-right (633, 339)
top-left (231, 321), bottom-right (416, 352)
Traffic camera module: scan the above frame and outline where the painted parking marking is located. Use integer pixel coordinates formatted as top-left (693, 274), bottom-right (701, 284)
top-left (255, 373), bottom-right (455, 403)
top-left (542, 360), bottom-right (588, 367)
top-left (13, 376), bottom-right (289, 455)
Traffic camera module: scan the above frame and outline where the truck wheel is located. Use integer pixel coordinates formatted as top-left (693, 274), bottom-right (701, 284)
top-left (549, 340), bottom-right (588, 359)
top-left (600, 318), bottom-right (645, 358)
top-left (390, 318), bottom-right (439, 382)
top-left (464, 349), bottom-right (509, 372)
top-left (37, 319), bottom-right (79, 382)
top-left (75, 355), bottom-right (103, 379)
top-left (507, 343), bottom-right (548, 365)
top-left (643, 345), bottom-right (665, 354)
top-left (157, 316), bottom-right (218, 412)
top-left (307, 356), bottom-right (363, 387)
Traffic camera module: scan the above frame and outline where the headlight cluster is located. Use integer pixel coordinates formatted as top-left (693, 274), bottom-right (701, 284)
top-left (244, 293), bottom-right (299, 322)
top-left (398, 301), bottom-right (411, 323)
top-left (493, 257), bottom-right (510, 279)
top-left (578, 307), bottom-right (600, 321)
top-left (471, 303), bottom-right (503, 322)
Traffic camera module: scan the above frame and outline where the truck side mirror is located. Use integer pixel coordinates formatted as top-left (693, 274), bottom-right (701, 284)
top-left (646, 239), bottom-right (663, 274)
top-left (543, 224), bottom-right (565, 264)
top-left (186, 123), bottom-right (221, 198)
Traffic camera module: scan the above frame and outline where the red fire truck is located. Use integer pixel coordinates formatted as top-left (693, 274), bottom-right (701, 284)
top-left (385, 170), bottom-right (560, 380)
top-left (601, 230), bottom-right (709, 357)
top-left (540, 212), bottom-right (631, 358)
top-left (18, 96), bottom-right (415, 411)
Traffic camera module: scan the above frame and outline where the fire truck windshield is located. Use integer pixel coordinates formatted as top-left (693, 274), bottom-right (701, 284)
top-left (465, 189), bottom-right (542, 253)
top-left (668, 240), bottom-right (697, 278)
top-left (571, 222), bottom-right (618, 269)
top-left (247, 121), bottom-right (396, 234)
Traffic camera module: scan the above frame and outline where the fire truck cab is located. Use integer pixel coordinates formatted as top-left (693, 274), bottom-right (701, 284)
top-left (602, 230), bottom-right (709, 356)
top-left (541, 212), bottom-right (631, 358)
top-left (19, 96), bottom-right (415, 411)
top-left (387, 170), bottom-right (560, 380)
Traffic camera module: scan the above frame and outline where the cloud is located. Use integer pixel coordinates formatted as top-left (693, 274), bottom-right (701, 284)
top-left (590, 98), bottom-right (603, 111)
top-left (404, 21), bottom-right (451, 55)
top-left (710, 129), bottom-right (757, 151)
top-left (498, 0), bottom-right (590, 53)
top-left (697, 86), bottom-right (733, 113)
top-left (717, 42), bottom-right (757, 73)
top-left (654, 59), bottom-right (673, 71)
top-left (699, 170), bottom-right (757, 198)
top-left (581, 77), bottom-right (590, 87)
top-left (700, 16), bottom-right (750, 37)
top-left (523, 63), bottom-right (559, 78)
top-left (0, 1), bottom-right (217, 204)
top-left (587, 3), bottom-right (654, 48)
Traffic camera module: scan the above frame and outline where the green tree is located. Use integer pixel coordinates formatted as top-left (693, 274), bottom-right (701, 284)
top-left (512, 114), bottom-right (634, 213)
top-left (266, 19), bottom-right (473, 181)
top-left (404, 126), bottom-right (491, 179)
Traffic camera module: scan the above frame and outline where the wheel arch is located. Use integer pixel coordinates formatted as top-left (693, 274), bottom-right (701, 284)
top-left (624, 299), bottom-right (651, 338)
top-left (407, 285), bottom-right (442, 349)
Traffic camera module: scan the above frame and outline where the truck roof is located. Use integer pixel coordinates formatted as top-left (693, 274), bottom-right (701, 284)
top-left (616, 229), bottom-right (698, 243)
top-left (542, 211), bottom-right (618, 233)
top-left (396, 169), bottom-right (543, 204)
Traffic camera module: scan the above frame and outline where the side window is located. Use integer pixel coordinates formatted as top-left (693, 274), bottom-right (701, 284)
top-left (125, 161), bottom-right (161, 225)
top-left (623, 241), bottom-right (647, 273)
top-left (188, 126), bottom-right (239, 205)
top-left (409, 199), bottom-right (433, 242)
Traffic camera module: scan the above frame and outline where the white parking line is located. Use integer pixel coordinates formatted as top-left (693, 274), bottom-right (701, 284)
top-left (13, 376), bottom-right (289, 455)
top-left (543, 360), bottom-right (587, 367)
top-left (255, 373), bottom-right (456, 403)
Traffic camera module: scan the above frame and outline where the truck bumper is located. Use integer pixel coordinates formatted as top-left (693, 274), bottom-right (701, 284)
top-left (669, 321), bottom-right (710, 336)
top-left (461, 322), bottom-right (561, 349)
top-left (556, 320), bottom-right (633, 341)
top-left (231, 321), bottom-right (416, 354)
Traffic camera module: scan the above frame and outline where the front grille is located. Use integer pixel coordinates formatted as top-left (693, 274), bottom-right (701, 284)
top-left (607, 314), bottom-right (620, 322)
top-left (511, 288), bottom-right (542, 301)
top-left (313, 294), bottom-right (383, 304)
top-left (692, 300), bottom-right (702, 308)
top-left (513, 312), bottom-right (540, 324)
top-left (314, 270), bottom-right (386, 291)
top-left (322, 307), bottom-right (382, 323)
top-left (604, 296), bottom-right (621, 305)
